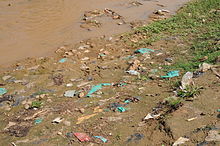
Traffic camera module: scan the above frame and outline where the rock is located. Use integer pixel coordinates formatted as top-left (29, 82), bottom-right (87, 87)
top-left (181, 72), bottom-right (193, 89)
top-left (173, 137), bottom-right (189, 146)
top-left (79, 108), bottom-right (85, 114)
top-left (24, 104), bottom-right (30, 110)
top-left (205, 130), bottom-right (220, 142)
top-left (66, 83), bottom-right (73, 87)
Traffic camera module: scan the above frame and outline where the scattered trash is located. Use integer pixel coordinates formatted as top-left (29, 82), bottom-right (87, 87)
top-left (108, 102), bottom-right (125, 111)
top-left (127, 133), bottom-right (144, 143)
top-left (205, 130), bottom-right (220, 142)
top-left (59, 58), bottom-right (68, 63)
top-left (124, 96), bottom-right (141, 103)
top-left (0, 88), bottom-right (7, 95)
top-left (135, 48), bottom-right (155, 54)
top-left (74, 133), bottom-right (91, 142)
top-left (143, 113), bottom-right (160, 121)
top-left (173, 137), bottom-right (189, 146)
top-left (217, 109), bottom-right (220, 112)
top-left (161, 70), bottom-right (179, 78)
top-left (94, 136), bottom-right (108, 143)
top-left (186, 117), bottom-right (197, 122)
top-left (0, 94), bottom-right (13, 103)
top-left (181, 72), bottom-right (193, 89)
top-left (34, 118), bottom-right (43, 124)
top-left (76, 114), bottom-right (97, 124)
top-left (86, 83), bottom-right (111, 97)
top-left (117, 107), bottom-right (126, 112)
top-left (126, 70), bottom-right (140, 76)
top-left (52, 117), bottom-right (64, 124)
top-left (64, 90), bottom-right (76, 97)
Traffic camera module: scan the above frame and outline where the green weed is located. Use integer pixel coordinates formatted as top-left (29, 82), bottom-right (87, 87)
top-left (177, 85), bottom-right (202, 98)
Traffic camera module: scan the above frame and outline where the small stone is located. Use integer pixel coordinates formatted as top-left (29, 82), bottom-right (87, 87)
top-left (57, 132), bottom-right (62, 135)
top-left (47, 99), bottom-right (52, 103)
top-left (79, 108), bottom-right (85, 114)
top-left (24, 104), bottom-right (30, 110)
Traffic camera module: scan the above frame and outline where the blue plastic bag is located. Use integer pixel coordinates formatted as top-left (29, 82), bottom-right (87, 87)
top-left (86, 83), bottom-right (111, 97)
top-left (135, 48), bottom-right (155, 54)
top-left (59, 58), bottom-right (68, 63)
top-left (0, 88), bottom-right (7, 95)
top-left (161, 70), bottom-right (179, 78)
top-left (94, 136), bottom-right (108, 143)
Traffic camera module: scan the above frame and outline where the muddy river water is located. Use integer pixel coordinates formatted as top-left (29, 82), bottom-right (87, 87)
top-left (0, 0), bottom-right (189, 65)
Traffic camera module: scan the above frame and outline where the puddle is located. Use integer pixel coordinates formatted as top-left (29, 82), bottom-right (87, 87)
top-left (0, 0), bottom-right (190, 65)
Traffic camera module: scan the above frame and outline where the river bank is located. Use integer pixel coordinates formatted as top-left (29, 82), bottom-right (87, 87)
top-left (0, 0), bottom-right (219, 145)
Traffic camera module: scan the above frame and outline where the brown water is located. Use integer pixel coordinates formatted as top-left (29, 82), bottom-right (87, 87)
top-left (0, 0), bottom-right (190, 65)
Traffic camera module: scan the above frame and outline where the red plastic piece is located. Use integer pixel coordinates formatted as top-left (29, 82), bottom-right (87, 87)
top-left (74, 133), bottom-right (91, 142)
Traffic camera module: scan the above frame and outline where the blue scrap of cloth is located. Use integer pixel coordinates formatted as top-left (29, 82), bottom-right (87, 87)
top-left (0, 88), bottom-right (7, 95)
top-left (86, 83), bottom-right (111, 97)
top-left (94, 136), bottom-right (108, 143)
top-left (161, 70), bottom-right (179, 78)
top-left (135, 48), bottom-right (155, 54)
top-left (59, 58), bottom-right (68, 63)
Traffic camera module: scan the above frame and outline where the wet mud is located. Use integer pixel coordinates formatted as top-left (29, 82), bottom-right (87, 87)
top-left (0, 0), bottom-right (189, 65)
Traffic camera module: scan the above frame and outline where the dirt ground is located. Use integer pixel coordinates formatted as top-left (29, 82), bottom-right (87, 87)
top-left (0, 1), bottom-right (219, 146)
